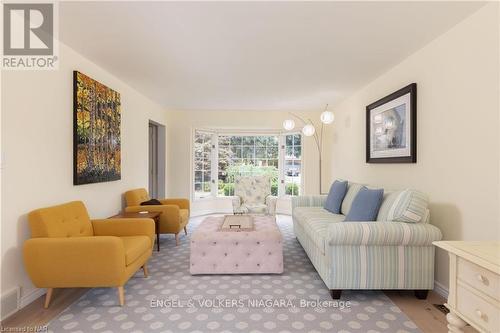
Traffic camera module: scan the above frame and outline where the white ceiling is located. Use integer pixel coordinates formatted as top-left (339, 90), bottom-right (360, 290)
top-left (60, 1), bottom-right (484, 111)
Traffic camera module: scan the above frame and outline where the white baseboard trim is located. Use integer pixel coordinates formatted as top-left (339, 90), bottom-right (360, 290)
top-left (433, 280), bottom-right (449, 299)
top-left (2, 287), bottom-right (46, 321)
top-left (19, 287), bottom-right (46, 309)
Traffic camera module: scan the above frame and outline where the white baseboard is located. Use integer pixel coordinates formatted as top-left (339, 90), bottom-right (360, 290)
top-left (19, 287), bottom-right (46, 309)
top-left (1, 287), bottom-right (46, 321)
top-left (433, 280), bottom-right (449, 299)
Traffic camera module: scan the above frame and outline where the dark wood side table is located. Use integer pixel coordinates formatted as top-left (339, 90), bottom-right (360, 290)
top-left (109, 212), bottom-right (162, 251)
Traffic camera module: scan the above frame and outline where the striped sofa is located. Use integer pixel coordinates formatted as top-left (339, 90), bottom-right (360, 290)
top-left (292, 182), bottom-right (442, 300)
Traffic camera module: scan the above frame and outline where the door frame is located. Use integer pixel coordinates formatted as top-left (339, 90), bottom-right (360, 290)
top-left (148, 120), bottom-right (166, 198)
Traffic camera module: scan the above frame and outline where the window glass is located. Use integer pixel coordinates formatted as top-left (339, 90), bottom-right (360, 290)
top-left (194, 131), bottom-right (301, 199)
top-left (218, 135), bottom-right (279, 197)
top-left (284, 134), bottom-right (302, 196)
top-left (193, 131), bottom-right (212, 199)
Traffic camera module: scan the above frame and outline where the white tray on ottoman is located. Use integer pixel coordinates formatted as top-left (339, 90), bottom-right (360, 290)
top-left (190, 215), bottom-right (284, 274)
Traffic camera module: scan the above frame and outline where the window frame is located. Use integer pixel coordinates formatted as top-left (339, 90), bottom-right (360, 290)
top-left (191, 128), bottom-right (303, 201)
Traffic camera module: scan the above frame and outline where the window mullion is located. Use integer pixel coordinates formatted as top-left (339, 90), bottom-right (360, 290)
top-left (278, 135), bottom-right (285, 196)
top-left (211, 132), bottom-right (218, 197)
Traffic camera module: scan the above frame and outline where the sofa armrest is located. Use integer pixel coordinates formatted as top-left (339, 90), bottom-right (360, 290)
top-left (23, 236), bottom-right (125, 287)
top-left (159, 198), bottom-right (190, 211)
top-left (291, 195), bottom-right (327, 209)
top-left (92, 218), bottom-right (155, 248)
top-left (327, 222), bottom-right (442, 246)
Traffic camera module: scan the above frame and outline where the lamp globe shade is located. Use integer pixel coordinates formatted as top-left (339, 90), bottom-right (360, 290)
top-left (320, 111), bottom-right (335, 124)
top-left (302, 124), bottom-right (316, 136)
top-left (283, 119), bottom-right (295, 131)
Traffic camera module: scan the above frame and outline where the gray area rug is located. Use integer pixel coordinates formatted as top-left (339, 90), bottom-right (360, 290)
top-left (49, 215), bottom-right (421, 333)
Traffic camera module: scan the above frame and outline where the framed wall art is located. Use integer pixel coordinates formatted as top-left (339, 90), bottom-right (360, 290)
top-left (73, 71), bottom-right (121, 185)
top-left (366, 83), bottom-right (417, 163)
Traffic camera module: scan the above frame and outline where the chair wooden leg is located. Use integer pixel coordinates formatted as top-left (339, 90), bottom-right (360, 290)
top-left (117, 286), bottom-right (125, 306)
top-left (44, 288), bottom-right (53, 309)
top-left (175, 233), bottom-right (180, 246)
top-left (143, 264), bottom-right (149, 278)
top-left (184, 227), bottom-right (187, 235)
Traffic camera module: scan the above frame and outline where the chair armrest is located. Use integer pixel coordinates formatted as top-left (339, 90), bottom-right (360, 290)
top-left (266, 196), bottom-right (277, 215)
top-left (231, 196), bottom-right (241, 208)
top-left (159, 198), bottom-right (190, 210)
top-left (92, 219), bottom-right (155, 248)
top-left (125, 205), bottom-right (181, 227)
top-left (327, 222), bottom-right (442, 246)
top-left (126, 204), bottom-right (179, 216)
top-left (23, 236), bottom-right (125, 287)
top-left (291, 195), bottom-right (327, 209)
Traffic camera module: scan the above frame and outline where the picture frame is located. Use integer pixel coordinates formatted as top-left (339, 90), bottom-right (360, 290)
top-left (366, 83), bottom-right (417, 163)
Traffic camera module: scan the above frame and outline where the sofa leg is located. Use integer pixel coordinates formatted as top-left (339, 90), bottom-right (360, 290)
top-left (330, 290), bottom-right (342, 299)
top-left (175, 233), bottom-right (180, 246)
top-left (118, 286), bottom-right (125, 306)
top-left (143, 264), bottom-right (149, 278)
top-left (44, 288), bottom-right (53, 308)
top-left (184, 227), bottom-right (187, 235)
top-left (414, 290), bottom-right (429, 300)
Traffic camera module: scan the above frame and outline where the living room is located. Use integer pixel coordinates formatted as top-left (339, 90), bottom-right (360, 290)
top-left (1, 1), bottom-right (499, 333)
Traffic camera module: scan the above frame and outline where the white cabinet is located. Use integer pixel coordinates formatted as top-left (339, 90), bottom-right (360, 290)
top-left (434, 241), bottom-right (500, 333)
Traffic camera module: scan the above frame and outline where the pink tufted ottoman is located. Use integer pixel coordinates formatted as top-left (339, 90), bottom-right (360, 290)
top-left (190, 215), bottom-right (283, 274)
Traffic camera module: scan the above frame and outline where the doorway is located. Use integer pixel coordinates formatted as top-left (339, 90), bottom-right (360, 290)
top-left (148, 121), bottom-right (166, 199)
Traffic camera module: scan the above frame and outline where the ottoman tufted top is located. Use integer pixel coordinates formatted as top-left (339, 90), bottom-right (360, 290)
top-left (190, 215), bottom-right (284, 274)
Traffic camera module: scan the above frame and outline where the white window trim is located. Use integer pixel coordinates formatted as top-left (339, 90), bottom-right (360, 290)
top-left (191, 128), bottom-right (303, 201)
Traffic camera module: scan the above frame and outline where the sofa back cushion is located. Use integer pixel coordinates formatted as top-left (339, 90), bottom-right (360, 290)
top-left (125, 188), bottom-right (150, 207)
top-left (324, 180), bottom-right (348, 214)
top-left (376, 191), bottom-right (399, 221)
top-left (377, 189), bottom-right (429, 223)
top-left (340, 182), bottom-right (364, 215)
top-left (28, 201), bottom-right (93, 238)
top-left (344, 187), bottom-right (384, 221)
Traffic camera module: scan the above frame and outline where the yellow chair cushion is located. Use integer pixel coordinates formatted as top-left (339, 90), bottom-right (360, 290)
top-left (125, 189), bottom-right (150, 207)
top-left (28, 201), bottom-right (93, 238)
top-left (120, 236), bottom-right (151, 266)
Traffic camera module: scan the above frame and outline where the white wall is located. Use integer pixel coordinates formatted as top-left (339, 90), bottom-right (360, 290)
top-left (326, 3), bottom-right (499, 291)
top-left (1, 42), bottom-right (167, 307)
top-left (165, 109), bottom-right (324, 215)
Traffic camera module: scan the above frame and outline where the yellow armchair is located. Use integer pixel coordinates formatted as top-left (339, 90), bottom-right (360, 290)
top-left (124, 188), bottom-right (190, 246)
top-left (23, 201), bottom-right (154, 308)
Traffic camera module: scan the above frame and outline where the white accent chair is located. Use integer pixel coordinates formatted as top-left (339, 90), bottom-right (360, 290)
top-left (231, 175), bottom-right (277, 215)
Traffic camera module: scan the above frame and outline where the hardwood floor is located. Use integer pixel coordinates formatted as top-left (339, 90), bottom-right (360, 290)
top-left (1, 288), bottom-right (477, 332)
top-left (386, 290), bottom-right (477, 333)
top-left (1, 288), bottom-right (87, 331)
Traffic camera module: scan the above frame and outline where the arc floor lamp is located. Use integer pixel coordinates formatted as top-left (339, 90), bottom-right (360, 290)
top-left (282, 105), bottom-right (334, 194)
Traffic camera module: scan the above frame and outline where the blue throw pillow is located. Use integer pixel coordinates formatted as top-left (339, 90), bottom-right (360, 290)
top-left (344, 187), bottom-right (384, 221)
top-left (324, 180), bottom-right (348, 214)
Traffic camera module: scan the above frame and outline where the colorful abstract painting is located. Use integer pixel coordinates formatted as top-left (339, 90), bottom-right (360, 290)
top-left (73, 71), bottom-right (121, 185)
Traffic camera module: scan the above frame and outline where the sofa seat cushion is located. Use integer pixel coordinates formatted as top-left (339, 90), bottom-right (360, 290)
top-left (293, 207), bottom-right (344, 254)
top-left (120, 236), bottom-right (150, 265)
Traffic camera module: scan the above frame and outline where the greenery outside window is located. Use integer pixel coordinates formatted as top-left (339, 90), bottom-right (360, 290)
top-left (193, 130), bottom-right (302, 199)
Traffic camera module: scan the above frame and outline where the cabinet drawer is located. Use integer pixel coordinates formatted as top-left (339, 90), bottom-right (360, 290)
top-left (458, 258), bottom-right (500, 301)
top-left (456, 283), bottom-right (500, 333)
